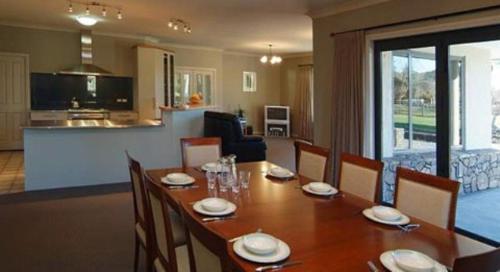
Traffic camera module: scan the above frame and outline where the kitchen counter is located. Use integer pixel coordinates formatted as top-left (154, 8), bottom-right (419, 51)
top-left (24, 119), bottom-right (162, 129)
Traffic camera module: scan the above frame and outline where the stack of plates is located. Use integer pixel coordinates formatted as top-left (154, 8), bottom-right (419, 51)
top-left (302, 182), bottom-right (338, 196)
top-left (380, 249), bottom-right (447, 272)
top-left (201, 162), bottom-right (220, 172)
top-left (233, 232), bottom-right (290, 263)
top-left (161, 173), bottom-right (195, 186)
top-left (267, 167), bottom-right (295, 179)
top-left (193, 198), bottom-right (237, 216)
top-left (363, 206), bottom-right (410, 225)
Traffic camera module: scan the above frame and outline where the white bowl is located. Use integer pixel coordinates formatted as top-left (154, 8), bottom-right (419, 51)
top-left (392, 250), bottom-right (435, 272)
top-left (270, 167), bottom-right (291, 177)
top-left (243, 233), bottom-right (279, 255)
top-left (200, 198), bottom-right (228, 212)
top-left (166, 173), bottom-right (189, 183)
top-left (308, 182), bottom-right (332, 193)
top-left (372, 206), bottom-right (402, 222)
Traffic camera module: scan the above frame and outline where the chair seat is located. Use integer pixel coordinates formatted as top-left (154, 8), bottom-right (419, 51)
top-left (135, 222), bottom-right (147, 246)
top-left (153, 245), bottom-right (190, 272)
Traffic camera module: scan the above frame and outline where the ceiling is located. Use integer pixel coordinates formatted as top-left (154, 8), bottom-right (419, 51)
top-left (0, 0), bottom-right (378, 54)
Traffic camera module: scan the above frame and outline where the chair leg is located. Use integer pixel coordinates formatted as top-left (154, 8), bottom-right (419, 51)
top-left (134, 235), bottom-right (140, 272)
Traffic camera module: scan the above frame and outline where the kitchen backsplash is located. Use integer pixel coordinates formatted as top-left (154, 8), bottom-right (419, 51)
top-left (30, 73), bottom-right (133, 110)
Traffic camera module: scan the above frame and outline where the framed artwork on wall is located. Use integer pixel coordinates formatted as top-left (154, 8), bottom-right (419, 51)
top-left (243, 71), bottom-right (257, 92)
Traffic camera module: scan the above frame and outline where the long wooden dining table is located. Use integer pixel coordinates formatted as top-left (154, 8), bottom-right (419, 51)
top-left (147, 161), bottom-right (493, 272)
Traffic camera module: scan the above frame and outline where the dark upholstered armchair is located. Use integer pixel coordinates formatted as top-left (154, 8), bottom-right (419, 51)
top-left (203, 111), bottom-right (266, 162)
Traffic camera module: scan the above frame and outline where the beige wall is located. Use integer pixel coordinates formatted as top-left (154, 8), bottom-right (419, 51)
top-left (312, 0), bottom-right (500, 148)
top-left (222, 53), bottom-right (281, 134)
top-left (0, 25), bottom-right (285, 133)
top-left (280, 55), bottom-right (313, 137)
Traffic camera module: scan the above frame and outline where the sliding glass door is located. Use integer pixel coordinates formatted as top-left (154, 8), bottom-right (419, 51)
top-left (375, 25), bottom-right (500, 246)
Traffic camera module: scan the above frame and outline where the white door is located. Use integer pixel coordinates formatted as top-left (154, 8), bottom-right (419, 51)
top-left (0, 53), bottom-right (29, 150)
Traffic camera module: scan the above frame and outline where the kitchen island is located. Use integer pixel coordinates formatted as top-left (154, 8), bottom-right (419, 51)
top-left (23, 107), bottom-right (215, 191)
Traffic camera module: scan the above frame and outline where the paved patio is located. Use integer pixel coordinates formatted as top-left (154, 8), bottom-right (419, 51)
top-left (456, 187), bottom-right (500, 243)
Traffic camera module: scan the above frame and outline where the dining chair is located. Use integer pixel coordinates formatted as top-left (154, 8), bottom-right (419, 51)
top-left (144, 174), bottom-right (189, 272)
top-left (394, 167), bottom-right (460, 230)
top-left (453, 248), bottom-right (500, 272)
top-left (179, 203), bottom-right (231, 272)
top-left (337, 153), bottom-right (384, 203)
top-left (180, 137), bottom-right (222, 168)
top-left (126, 151), bottom-right (152, 272)
top-left (294, 141), bottom-right (330, 182)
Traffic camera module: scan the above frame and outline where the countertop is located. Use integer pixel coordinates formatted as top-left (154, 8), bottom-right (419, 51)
top-left (24, 119), bottom-right (163, 129)
top-left (159, 105), bottom-right (218, 112)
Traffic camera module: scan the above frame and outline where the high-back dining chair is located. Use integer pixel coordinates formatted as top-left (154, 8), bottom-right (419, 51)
top-left (337, 153), bottom-right (383, 203)
top-left (126, 151), bottom-right (151, 272)
top-left (453, 248), bottom-right (500, 272)
top-left (179, 203), bottom-right (231, 272)
top-left (294, 141), bottom-right (330, 182)
top-left (144, 174), bottom-right (189, 272)
top-left (181, 137), bottom-right (222, 168)
top-left (394, 167), bottom-right (460, 230)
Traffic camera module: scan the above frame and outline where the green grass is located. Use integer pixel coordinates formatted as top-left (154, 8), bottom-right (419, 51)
top-left (394, 114), bottom-right (436, 134)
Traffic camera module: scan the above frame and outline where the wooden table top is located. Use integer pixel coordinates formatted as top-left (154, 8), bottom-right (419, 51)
top-left (146, 161), bottom-right (493, 272)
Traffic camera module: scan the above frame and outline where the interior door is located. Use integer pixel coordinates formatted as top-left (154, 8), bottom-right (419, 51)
top-left (0, 53), bottom-right (29, 150)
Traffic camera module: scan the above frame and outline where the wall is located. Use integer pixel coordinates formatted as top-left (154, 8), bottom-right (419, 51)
top-left (221, 53), bottom-right (281, 134)
top-left (280, 55), bottom-right (313, 137)
top-left (312, 0), bottom-right (500, 148)
top-left (0, 24), bottom-right (284, 133)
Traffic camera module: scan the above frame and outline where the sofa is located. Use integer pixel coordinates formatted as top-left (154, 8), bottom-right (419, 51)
top-left (204, 111), bottom-right (266, 162)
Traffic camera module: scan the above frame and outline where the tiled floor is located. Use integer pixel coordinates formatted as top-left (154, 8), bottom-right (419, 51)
top-left (0, 151), bottom-right (25, 195)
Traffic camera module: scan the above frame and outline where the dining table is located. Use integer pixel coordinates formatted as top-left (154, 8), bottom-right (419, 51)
top-left (146, 161), bottom-right (494, 272)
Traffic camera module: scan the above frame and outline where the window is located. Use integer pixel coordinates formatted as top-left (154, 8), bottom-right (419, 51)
top-left (174, 67), bottom-right (216, 106)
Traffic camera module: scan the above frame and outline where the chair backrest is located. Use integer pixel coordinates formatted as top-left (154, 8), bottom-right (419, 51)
top-left (394, 167), bottom-right (460, 230)
top-left (180, 137), bottom-right (222, 168)
top-left (294, 141), bottom-right (330, 182)
top-left (453, 248), bottom-right (500, 272)
top-left (179, 203), bottom-right (229, 272)
top-left (338, 153), bottom-right (383, 203)
top-left (144, 174), bottom-right (179, 272)
top-left (126, 151), bottom-right (148, 229)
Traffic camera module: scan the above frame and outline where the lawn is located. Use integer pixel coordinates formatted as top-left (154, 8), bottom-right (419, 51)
top-left (394, 114), bottom-right (436, 134)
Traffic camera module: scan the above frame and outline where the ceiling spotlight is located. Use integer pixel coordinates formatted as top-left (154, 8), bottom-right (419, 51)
top-left (173, 24), bottom-right (179, 30)
top-left (101, 7), bottom-right (107, 16)
top-left (76, 15), bottom-right (98, 26)
top-left (168, 21), bottom-right (173, 28)
top-left (187, 27), bottom-right (192, 33)
top-left (117, 10), bottom-right (123, 20)
top-left (68, 2), bottom-right (73, 13)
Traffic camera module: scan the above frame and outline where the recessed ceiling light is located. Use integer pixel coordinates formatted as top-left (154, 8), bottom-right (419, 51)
top-left (76, 15), bottom-right (98, 26)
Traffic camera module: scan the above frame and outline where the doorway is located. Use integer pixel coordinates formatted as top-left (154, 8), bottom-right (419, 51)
top-left (375, 24), bottom-right (500, 246)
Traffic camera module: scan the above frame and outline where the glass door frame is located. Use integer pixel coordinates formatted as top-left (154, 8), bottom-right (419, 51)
top-left (374, 24), bottom-right (500, 246)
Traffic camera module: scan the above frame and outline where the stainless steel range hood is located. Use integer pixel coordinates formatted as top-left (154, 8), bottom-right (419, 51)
top-left (59, 30), bottom-right (112, 76)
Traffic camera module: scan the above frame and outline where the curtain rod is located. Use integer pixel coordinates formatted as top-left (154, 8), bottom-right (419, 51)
top-left (330, 4), bottom-right (500, 37)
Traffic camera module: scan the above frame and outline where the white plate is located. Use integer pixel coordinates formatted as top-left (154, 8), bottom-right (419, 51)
top-left (161, 174), bottom-right (195, 185)
top-left (193, 200), bottom-right (237, 216)
top-left (380, 251), bottom-right (448, 272)
top-left (302, 184), bottom-right (339, 196)
top-left (267, 168), bottom-right (295, 179)
top-left (363, 208), bottom-right (410, 225)
top-left (201, 162), bottom-right (220, 172)
top-left (233, 236), bottom-right (290, 264)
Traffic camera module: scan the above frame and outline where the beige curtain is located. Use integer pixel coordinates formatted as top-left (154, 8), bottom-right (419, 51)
top-left (296, 65), bottom-right (314, 141)
top-left (331, 31), bottom-right (365, 183)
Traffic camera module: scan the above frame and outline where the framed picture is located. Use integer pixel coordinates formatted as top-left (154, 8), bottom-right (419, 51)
top-left (243, 71), bottom-right (257, 92)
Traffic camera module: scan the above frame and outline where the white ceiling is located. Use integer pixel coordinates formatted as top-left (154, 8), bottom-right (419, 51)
top-left (0, 0), bottom-right (380, 54)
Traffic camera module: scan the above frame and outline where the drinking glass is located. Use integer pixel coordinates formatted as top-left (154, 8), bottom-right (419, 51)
top-left (239, 170), bottom-right (251, 189)
top-left (206, 169), bottom-right (217, 190)
top-left (232, 176), bottom-right (241, 194)
top-left (218, 172), bottom-right (228, 192)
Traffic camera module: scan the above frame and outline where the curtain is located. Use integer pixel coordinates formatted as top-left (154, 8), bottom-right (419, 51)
top-left (331, 31), bottom-right (365, 183)
top-left (296, 65), bottom-right (314, 141)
